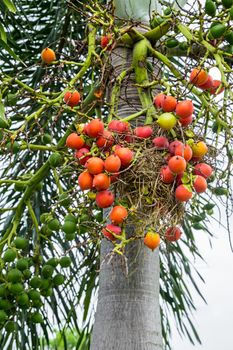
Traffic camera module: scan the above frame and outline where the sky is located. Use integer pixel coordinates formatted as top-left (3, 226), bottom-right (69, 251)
top-left (171, 212), bottom-right (233, 350)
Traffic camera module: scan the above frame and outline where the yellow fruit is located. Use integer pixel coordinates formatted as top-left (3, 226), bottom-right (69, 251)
top-left (157, 113), bottom-right (177, 130)
top-left (144, 232), bottom-right (160, 250)
top-left (41, 48), bottom-right (56, 64)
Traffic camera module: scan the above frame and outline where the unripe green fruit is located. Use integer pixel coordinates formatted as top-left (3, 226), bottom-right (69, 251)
top-left (49, 152), bottom-right (63, 168)
top-left (17, 293), bottom-right (29, 308)
top-left (5, 321), bottom-right (18, 332)
top-left (8, 283), bottom-right (24, 295)
top-left (6, 93), bottom-right (17, 106)
top-left (40, 287), bottom-right (52, 297)
top-left (30, 276), bottom-right (42, 289)
top-left (62, 221), bottom-right (76, 234)
top-left (41, 133), bottom-right (52, 144)
top-left (31, 312), bottom-right (43, 324)
top-left (58, 193), bottom-right (71, 208)
top-left (225, 31), bottom-right (233, 44)
top-left (46, 258), bottom-right (59, 267)
top-left (205, 0), bottom-right (216, 16)
top-left (65, 233), bottom-right (75, 241)
top-left (16, 258), bottom-right (29, 271)
top-left (41, 265), bottom-right (54, 279)
top-left (0, 285), bottom-right (6, 298)
top-left (79, 224), bottom-right (88, 234)
top-left (64, 214), bottom-right (77, 223)
top-left (6, 141), bottom-right (20, 154)
top-left (210, 23), bottom-right (226, 38)
top-left (150, 16), bottom-right (164, 29)
top-left (80, 214), bottom-right (89, 222)
top-left (40, 279), bottom-right (50, 290)
top-left (47, 218), bottom-right (60, 231)
top-left (0, 310), bottom-right (7, 323)
top-left (13, 237), bottom-right (28, 250)
top-left (0, 299), bottom-right (12, 310)
top-left (230, 7), bottom-right (233, 20)
top-left (41, 224), bottom-right (53, 236)
top-left (165, 38), bottom-right (179, 48)
top-left (59, 256), bottom-right (71, 268)
top-left (40, 212), bottom-right (50, 224)
top-left (164, 7), bottom-right (172, 15)
top-left (7, 269), bottom-right (22, 283)
top-left (53, 274), bottom-right (65, 286)
top-left (3, 249), bottom-right (16, 262)
top-left (179, 41), bottom-right (188, 50)
top-left (23, 269), bottom-right (32, 279)
top-left (0, 117), bottom-right (9, 129)
top-left (32, 299), bottom-right (43, 308)
top-left (28, 289), bottom-right (41, 301)
top-left (222, 0), bottom-right (233, 8)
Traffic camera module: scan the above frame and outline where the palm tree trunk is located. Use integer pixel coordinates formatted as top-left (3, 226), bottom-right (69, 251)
top-left (90, 46), bottom-right (163, 350)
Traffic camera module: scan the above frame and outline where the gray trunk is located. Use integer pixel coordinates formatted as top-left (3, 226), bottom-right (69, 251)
top-left (90, 47), bottom-right (163, 350)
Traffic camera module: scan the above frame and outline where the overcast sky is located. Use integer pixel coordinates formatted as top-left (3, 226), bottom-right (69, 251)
top-left (171, 211), bottom-right (233, 350)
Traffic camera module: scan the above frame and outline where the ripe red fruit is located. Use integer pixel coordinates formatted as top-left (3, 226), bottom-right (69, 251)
top-left (209, 80), bottom-right (224, 95)
top-left (165, 227), bottom-right (182, 242)
top-left (66, 133), bottom-right (85, 150)
top-left (86, 119), bottom-right (104, 138)
top-left (134, 126), bottom-right (153, 139)
top-left (194, 163), bottom-right (213, 179)
top-left (175, 144), bottom-right (193, 161)
top-left (179, 114), bottom-right (193, 127)
top-left (193, 175), bottom-right (207, 193)
top-left (175, 185), bottom-right (193, 202)
top-left (93, 173), bottom-right (110, 191)
top-left (190, 68), bottom-right (208, 86)
top-left (199, 75), bottom-right (214, 90)
top-left (104, 155), bottom-right (121, 173)
top-left (75, 148), bottom-right (91, 165)
top-left (96, 190), bottom-right (115, 208)
top-left (114, 147), bottom-right (133, 167)
top-left (153, 93), bottom-right (165, 108)
top-left (85, 157), bottom-right (104, 175)
top-left (96, 130), bottom-right (114, 149)
top-left (168, 156), bottom-right (187, 174)
top-left (152, 136), bottom-right (169, 149)
top-left (109, 205), bottom-right (128, 224)
top-left (108, 120), bottom-right (130, 134)
top-left (64, 91), bottom-right (81, 108)
top-left (176, 100), bottom-right (194, 118)
top-left (101, 34), bottom-right (113, 49)
top-left (102, 224), bottom-right (121, 241)
top-left (160, 166), bottom-right (175, 184)
top-left (169, 140), bottom-right (183, 155)
top-left (78, 171), bottom-right (93, 191)
top-left (161, 95), bottom-right (177, 112)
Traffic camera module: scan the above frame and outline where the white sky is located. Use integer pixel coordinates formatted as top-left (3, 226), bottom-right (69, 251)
top-left (171, 209), bottom-right (233, 350)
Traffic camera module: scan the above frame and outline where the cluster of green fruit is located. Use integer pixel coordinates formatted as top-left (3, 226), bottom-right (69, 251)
top-left (0, 236), bottom-right (71, 330)
top-left (40, 207), bottom-right (93, 241)
top-left (205, 0), bottom-right (233, 51)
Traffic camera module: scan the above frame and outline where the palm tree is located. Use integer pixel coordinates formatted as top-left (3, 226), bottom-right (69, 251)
top-left (0, 0), bottom-right (232, 349)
